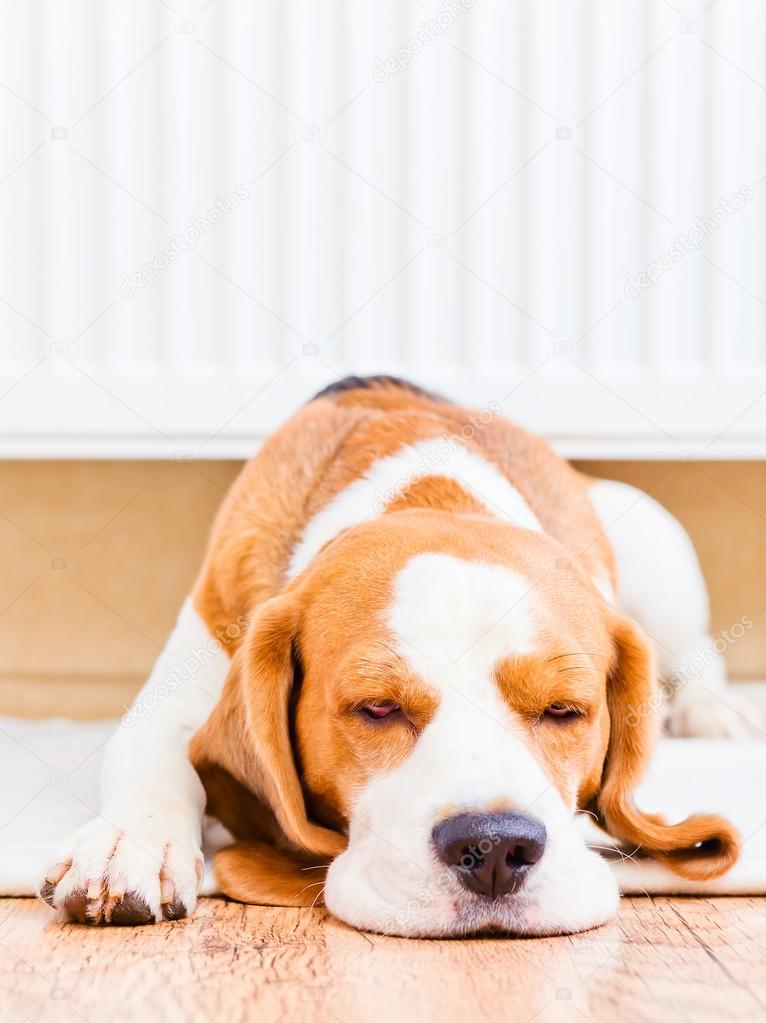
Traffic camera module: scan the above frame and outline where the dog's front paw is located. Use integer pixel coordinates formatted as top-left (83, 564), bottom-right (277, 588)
top-left (39, 813), bottom-right (203, 925)
top-left (666, 688), bottom-right (765, 740)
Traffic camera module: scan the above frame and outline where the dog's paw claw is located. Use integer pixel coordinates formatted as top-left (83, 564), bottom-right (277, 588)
top-left (39, 817), bottom-right (202, 926)
top-left (109, 893), bottom-right (155, 926)
top-left (162, 897), bottom-right (188, 921)
top-left (60, 887), bottom-right (89, 924)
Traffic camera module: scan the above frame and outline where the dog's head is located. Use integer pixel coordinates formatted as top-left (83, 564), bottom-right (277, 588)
top-left (190, 510), bottom-right (738, 936)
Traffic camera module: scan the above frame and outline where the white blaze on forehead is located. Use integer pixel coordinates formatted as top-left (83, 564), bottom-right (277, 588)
top-left (287, 438), bottom-right (542, 579)
top-left (386, 553), bottom-right (549, 812)
top-left (388, 552), bottom-right (538, 679)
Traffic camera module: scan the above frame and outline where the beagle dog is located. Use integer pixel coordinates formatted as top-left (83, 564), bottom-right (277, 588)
top-left (40, 375), bottom-right (746, 936)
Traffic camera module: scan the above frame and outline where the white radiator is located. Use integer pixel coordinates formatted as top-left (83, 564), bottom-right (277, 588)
top-left (1, 1), bottom-right (765, 458)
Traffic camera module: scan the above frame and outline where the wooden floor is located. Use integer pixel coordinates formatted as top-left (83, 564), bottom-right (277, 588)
top-left (1, 896), bottom-right (765, 1023)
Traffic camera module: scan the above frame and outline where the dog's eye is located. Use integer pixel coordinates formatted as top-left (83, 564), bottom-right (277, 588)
top-left (543, 703), bottom-right (583, 721)
top-left (360, 701), bottom-right (401, 721)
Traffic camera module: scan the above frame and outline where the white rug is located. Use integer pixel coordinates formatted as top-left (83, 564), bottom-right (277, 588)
top-left (1, 716), bottom-right (764, 898)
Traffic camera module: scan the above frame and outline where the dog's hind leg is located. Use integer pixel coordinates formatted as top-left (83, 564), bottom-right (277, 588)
top-left (587, 478), bottom-right (763, 739)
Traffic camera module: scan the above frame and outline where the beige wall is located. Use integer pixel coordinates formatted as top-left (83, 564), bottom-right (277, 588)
top-left (0, 461), bottom-right (240, 716)
top-left (573, 461), bottom-right (766, 681)
top-left (0, 459), bottom-right (764, 717)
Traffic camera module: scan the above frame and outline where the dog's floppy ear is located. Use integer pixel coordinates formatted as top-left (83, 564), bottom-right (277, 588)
top-left (212, 841), bottom-right (330, 908)
top-left (189, 591), bottom-right (346, 862)
top-left (596, 614), bottom-right (739, 880)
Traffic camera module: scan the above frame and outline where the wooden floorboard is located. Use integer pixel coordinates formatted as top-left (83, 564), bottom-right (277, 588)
top-left (1, 896), bottom-right (765, 1023)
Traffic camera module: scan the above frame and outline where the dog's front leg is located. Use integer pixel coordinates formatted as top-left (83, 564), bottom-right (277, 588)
top-left (39, 598), bottom-right (230, 925)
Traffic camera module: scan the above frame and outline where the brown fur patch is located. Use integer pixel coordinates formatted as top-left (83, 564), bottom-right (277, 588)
top-left (214, 842), bottom-right (330, 908)
top-left (386, 476), bottom-right (488, 515)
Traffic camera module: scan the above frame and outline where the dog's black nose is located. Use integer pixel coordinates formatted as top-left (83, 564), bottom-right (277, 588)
top-left (432, 811), bottom-right (547, 899)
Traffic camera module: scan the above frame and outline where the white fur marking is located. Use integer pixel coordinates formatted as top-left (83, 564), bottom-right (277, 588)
top-left (288, 438), bottom-right (542, 578)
